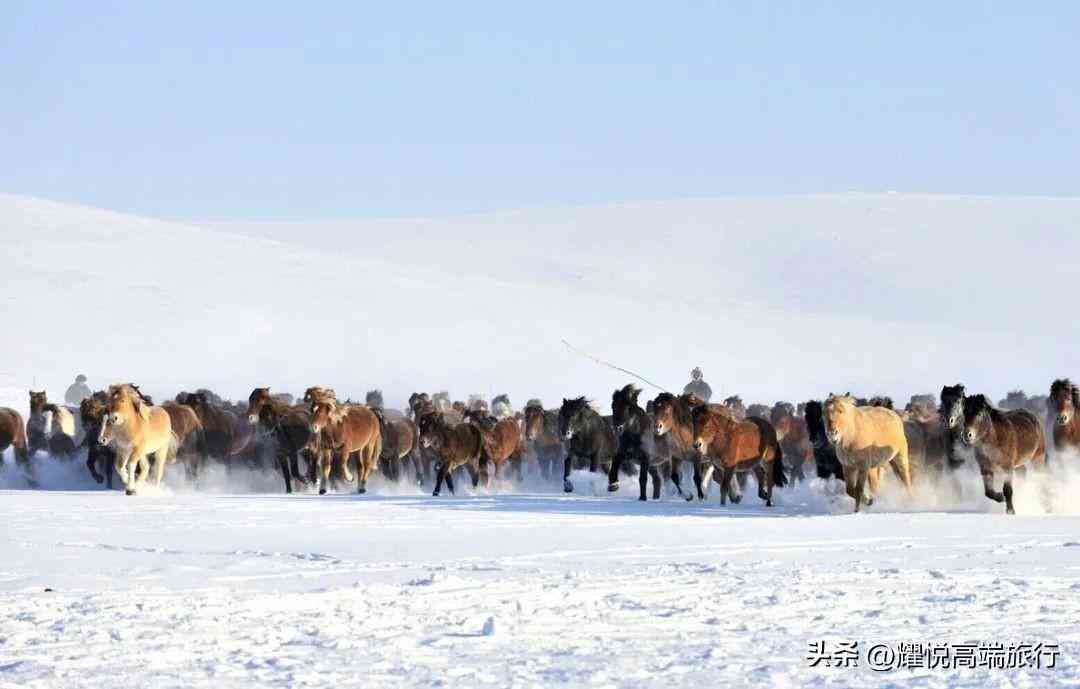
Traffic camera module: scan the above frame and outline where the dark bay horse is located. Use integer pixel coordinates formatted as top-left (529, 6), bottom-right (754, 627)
top-left (1048, 379), bottom-right (1080, 460)
top-left (181, 391), bottom-right (236, 460)
top-left (463, 408), bottom-right (525, 485)
top-left (558, 397), bottom-right (617, 493)
top-left (523, 400), bottom-right (565, 481)
top-left (242, 388), bottom-right (316, 493)
top-left (418, 412), bottom-right (484, 496)
top-left (652, 392), bottom-right (724, 500)
top-left (940, 384), bottom-right (972, 471)
top-left (961, 394), bottom-right (1047, 514)
top-left (771, 402), bottom-right (810, 482)
top-left (803, 400), bottom-right (844, 481)
top-left (79, 393), bottom-right (116, 486)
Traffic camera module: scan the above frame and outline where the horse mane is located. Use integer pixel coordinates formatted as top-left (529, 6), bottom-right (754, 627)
top-left (525, 399), bottom-right (543, 410)
top-left (492, 393), bottom-right (510, 407)
top-left (965, 393), bottom-right (998, 421)
top-left (1050, 378), bottom-right (1080, 408)
top-left (939, 384), bottom-right (966, 414)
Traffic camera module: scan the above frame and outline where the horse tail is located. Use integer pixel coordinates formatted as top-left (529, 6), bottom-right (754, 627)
top-left (772, 441), bottom-right (788, 488)
top-left (13, 417), bottom-right (29, 462)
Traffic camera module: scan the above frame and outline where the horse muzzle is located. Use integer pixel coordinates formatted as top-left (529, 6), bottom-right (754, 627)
top-left (1057, 414), bottom-right (1071, 426)
top-left (693, 439), bottom-right (704, 452)
top-left (654, 423), bottom-right (665, 435)
top-left (248, 414), bottom-right (258, 424)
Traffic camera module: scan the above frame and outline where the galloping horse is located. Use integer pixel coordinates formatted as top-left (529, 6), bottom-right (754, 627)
top-left (309, 399), bottom-right (382, 494)
top-left (609, 384), bottom-right (669, 500)
top-left (463, 408), bottom-right (525, 486)
top-left (99, 384), bottom-right (175, 495)
top-left (1048, 379), bottom-right (1080, 460)
top-left (961, 394), bottom-right (1046, 514)
top-left (823, 394), bottom-right (911, 512)
top-left (418, 411), bottom-right (484, 496)
top-left (0, 407), bottom-right (29, 465)
top-left (691, 405), bottom-right (786, 506)
top-left (79, 393), bottom-right (116, 486)
top-left (558, 397), bottom-right (617, 493)
top-left (523, 400), bottom-right (565, 481)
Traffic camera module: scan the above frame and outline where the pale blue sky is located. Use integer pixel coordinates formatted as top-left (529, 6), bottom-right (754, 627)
top-left (2, 2), bottom-right (1077, 220)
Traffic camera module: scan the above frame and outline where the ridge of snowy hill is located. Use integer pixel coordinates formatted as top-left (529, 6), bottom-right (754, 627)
top-left (4, 192), bottom-right (1080, 411)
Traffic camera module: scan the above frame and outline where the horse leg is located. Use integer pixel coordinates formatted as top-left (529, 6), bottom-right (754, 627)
top-left (318, 448), bottom-right (332, 495)
top-left (637, 453), bottom-right (648, 501)
top-left (609, 449), bottom-right (624, 492)
top-left (699, 463), bottom-right (715, 501)
top-left (445, 463), bottom-right (458, 495)
top-left (105, 450), bottom-right (115, 489)
top-left (152, 448), bottom-right (167, 487)
top-left (433, 462), bottom-right (447, 496)
top-left (669, 456), bottom-right (688, 500)
top-left (982, 467), bottom-right (1004, 506)
top-left (1003, 467), bottom-right (1016, 515)
top-left (87, 447), bottom-right (104, 484)
top-left (465, 461), bottom-right (480, 489)
top-left (279, 449), bottom-right (293, 494)
top-left (650, 465), bottom-right (663, 500)
top-left (852, 465), bottom-right (870, 513)
top-left (563, 453), bottom-right (575, 493)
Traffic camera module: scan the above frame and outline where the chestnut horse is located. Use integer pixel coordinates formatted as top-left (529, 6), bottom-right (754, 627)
top-left (1048, 379), bottom-right (1080, 460)
top-left (372, 407), bottom-right (420, 483)
top-left (100, 384), bottom-right (176, 494)
top-left (771, 402), bottom-right (811, 482)
top-left (418, 411), bottom-right (484, 496)
top-left (0, 407), bottom-right (29, 465)
top-left (463, 408), bottom-right (525, 486)
top-left (652, 392), bottom-right (722, 500)
top-left (691, 405), bottom-right (786, 506)
top-left (823, 395), bottom-right (911, 512)
top-left (523, 400), bottom-right (565, 481)
top-left (961, 394), bottom-right (1047, 514)
top-left (310, 399), bottom-right (382, 494)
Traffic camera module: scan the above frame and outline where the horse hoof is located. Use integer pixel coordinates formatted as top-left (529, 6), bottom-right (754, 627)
top-left (638, 496), bottom-right (647, 502)
top-left (563, 480), bottom-right (573, 493)
top-left (318, 488), bottom-right (327, 495)
top-left (432, 490), bottom-right (441, 497)
top-left (1007, 507), bottom-right (1016, 515)
top-left (125, 489), bottom-right (135, 496)
top-left (93, 475), bottom-right (104, 484)
top-left (684, 494), bottom-right (694, 502)
top-left (607, 482), bottom-right (619, 492)
top-left (358, 488), bottom-right (367, 495)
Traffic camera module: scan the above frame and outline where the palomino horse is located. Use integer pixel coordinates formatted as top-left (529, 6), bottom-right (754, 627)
top-left (99, 384), bottom-right (175, 494)
top-left (463, 408), bottom-right (525, 486)
top-left (961, 394), bottom-right (1047, 514)
top-left (609, 384), bottom-right (671, 501)
top-left (771, 402), bottom-right (811, 482)
top-left (823, 394), bottom-right (912, 512)
top-left (0, 407), bottom-right (30, 465)
top-left (523, 400), bottom-right (565, 481)
top-left (691, 405), bottom-right (786, 506)
top-left (803, 400), bottom-right (844, 480)
top-left (418, 411), bottom-right (484, 496)
top-left (558, 397), bottom-right (617, 493)
top-left (310, 399), bottom-right (382, 494)
top-left (1048, 379), bottom-right (1080, 460)
top-left (80, 392), bottom-right (116, 486)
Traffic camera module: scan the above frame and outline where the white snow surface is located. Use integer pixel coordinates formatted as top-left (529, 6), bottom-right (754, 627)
top-left (1, 459), bottom-right (1080, 688)
top-left (4, 193), bottom-right (1080, 686)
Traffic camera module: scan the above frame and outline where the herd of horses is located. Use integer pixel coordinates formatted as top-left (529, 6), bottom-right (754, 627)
top-left (0, 379), bottom-right (1077, 514)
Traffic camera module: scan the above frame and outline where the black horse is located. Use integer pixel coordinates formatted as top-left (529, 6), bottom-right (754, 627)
top-left (940, 384), bottom-right (969, 471)
top-left (256, 398), bottom-right (316, 493)
top-left (558, 397), bottom-right (617, 493)
top-left (608, 384), bottom-right (671, 500)
top-left (803, 400), bottom-right (844, 481)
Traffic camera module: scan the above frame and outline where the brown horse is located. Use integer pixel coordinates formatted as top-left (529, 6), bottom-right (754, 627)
top-left (309, 399), bottom-right (382, 494)
top-left (823, 394), bottom-right (912, 512)
top-left (80, 393), bottom-right (117, 486)
top-left (100, 384), bottom-right (176, 494)
top-left (1048, 379), bottom-right (1080, 459)
top-left (463, 408), bottom-right (525, 485)
top-left (0, 407), bottom-right (29, 465)
top-left (770, 402), bottom-right (811, 483)
top-left (418, 412), bottom-right (484, 496)
top-left (181, 391), bottom-right (236, 460)
top-left (523, 400), bottom-right (565, 481)
top-left (372, 407), bottom-right (419, 483)
top-left (961, 394), bottom-right (1047, 514)
top-left (652, 392), bottom-right (723, 500)
top-left (691, 405), bottom-right (786, 506)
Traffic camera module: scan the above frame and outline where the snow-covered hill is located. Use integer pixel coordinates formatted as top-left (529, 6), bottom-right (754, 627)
top-left (4, 192), bottom-right (1080, 411)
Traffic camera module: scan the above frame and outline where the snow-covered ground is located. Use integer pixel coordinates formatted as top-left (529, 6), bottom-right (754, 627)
top-left (2, 455), bottom-right (1080, 688)
top-left (4, 192), bottom-right (1080, 686)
